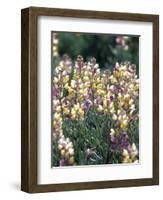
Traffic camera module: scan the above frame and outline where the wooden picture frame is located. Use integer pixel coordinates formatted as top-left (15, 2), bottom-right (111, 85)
top-left (21, 7), bottom-right (159, 193)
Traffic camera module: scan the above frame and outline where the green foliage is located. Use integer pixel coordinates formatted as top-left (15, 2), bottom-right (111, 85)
top-left (52, 141), bottom-right (60, 166)
top-left (59, 109), bottom-right (122, 165)
top-left (57, 33), bottom-right (139, 72)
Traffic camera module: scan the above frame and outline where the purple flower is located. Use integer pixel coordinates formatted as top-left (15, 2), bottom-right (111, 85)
top-left (120, 132), bottom-right (129, 150)
top-left (114, 62), bottom-right (119, 71)
top-left (110, 95), bottom-right (114, 101)
top-left (53, 85), bottom-right (60, 97)
top-left (95, 96), bottom-right (103, 105)
top-left (109, 85), bottom-right (116, 93)
top-left (110, 135), bottom-right (118, 150)
top-left (81, 100), bottom-right (93, 112)
top-left (59, 159), bottom-right (66, 166)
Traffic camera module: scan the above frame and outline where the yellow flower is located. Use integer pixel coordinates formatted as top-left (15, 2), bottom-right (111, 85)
top-left (97, 83), bottom-right (105, 89)
top-left (69, 156), bottom-right (75, 164)
top-left (53, 120), bottom-right (56, 127)
top-left (97, 105), bottom-right (104, 112)
top-left (53, 77), bottom-right (59, 84)
top-left (135, 83), bottom-right (139, 90)
top-left (103, 98), bottom-right (107, 108)
top-left (78, 108), bottom-right (84, 117)
top-left (130, 104), bottom-right (135, 110)
top-left (130, 143), bottom-right (138, 159)
top-left (113, 70), bottom-right (118, 77)
top-left (122, 114), bottom-right (127, 120)
top-left (110, 75), bottom-right (117, 84)
top-left (64, 83), bottom-right (69, 89)
top-left (117, 109), bottom-right (122, 115)
top-left (61, 149), bottom-right (66, 156)
top-left (132, 143), bottom-right (137, 151)
top-left (124, 102), bottom-right (129, 109)
top-left (54, 113), bottom-right (62, 121)
top-left (120, 71), bottom-right (124, 78)
top-left (83, 76), bottom-right (89, 82)
top-left (84, 71), bottom-right (89, 76)
top-left (79, 83), bottom-right (84, 89)
top-left (109, 101), bottom-right (114, 109)
top-left (67, 87), bottom-right (75, 98)
top-left (123, 71), bottom-right (129, 77)
top-left (96, 68), bottom-right (100, 74)
top-left (68, 148), bottom-right (74, 156)
top-left (129, 83), bottom-right (134, 89)
top-left (68, 86), bottom-right (74, 93)
top-left (109, 102), bottom-right (115, 114)
top-left (63, 75), bottom-right (69, 84)
top-left (71, 104), bottom-right (84, 120)
top-left (71, 80), bottom-right (76, 88)
top-left (106, 85), bottom-right (110, 91)
top-left (122, 149), bottom-right (129, 157)
top-left (97, 89), bottom-right (105, 95)
top-left (124, 94), bottom-right (130, 100)
top-left (101, 78), bottom-right (105, 84)
top-left (110, 107), bottom-right (115, 114)
top-left (110, 128), bottom-right (115, 136)
top-left (74, 103), bottom-right (80, 111)
top-left (118, 93), bottom-right (123, 100)
top-left (92, 83), bottom-right (96, 89)
top-left (84, 82), bottom-right (90, 88)
top-left (112, 114), bottom-right (117, 120)
top-left (71, 108), bottom-right (76, 119)
top-left (118, 115), bottom-right (122, 121)
top-left (79, 88), bottom-right (84, 95)
top-left (58, 144), bottom-right (63, 150)
top-left (56, 105), bottom-right (61, 112)
top-left (120, 119), bottom-right (128, 129)
top-left (63, 107), bottom-right (69, 115)
top-left (129, 99), bottom-right (134, 105)
top-left (96, 77), bottom-right (100, 83)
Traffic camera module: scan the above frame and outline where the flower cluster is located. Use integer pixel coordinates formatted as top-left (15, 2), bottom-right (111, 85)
top-left (58, 137), bottom-right (75, 166)
top-left (52, 55), bottom-right (139, 166)
top-left (122, 143), bottom-right (138, 163)
top-left (116, 36), bottom-right (129, 50)
top-left (52, 55), bottom-right (75, 165)
top-left (108, 62), bottom-right (139, 163)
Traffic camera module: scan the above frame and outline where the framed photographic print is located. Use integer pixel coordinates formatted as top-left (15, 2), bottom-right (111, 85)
top-left (21, 7), bottom-right (159, 193)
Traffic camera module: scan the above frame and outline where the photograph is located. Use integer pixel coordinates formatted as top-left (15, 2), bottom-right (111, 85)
top-left (21, 7), bottom-right (159, 193)
top-left (51, 32), bottom-right (139, 167)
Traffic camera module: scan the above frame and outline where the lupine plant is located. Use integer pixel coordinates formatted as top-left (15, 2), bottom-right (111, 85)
top-left (52, 55), bottom-right (139, 166)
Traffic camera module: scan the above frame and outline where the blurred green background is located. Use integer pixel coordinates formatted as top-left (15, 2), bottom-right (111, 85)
top-left (52, 32), bottom-right (139, 72)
